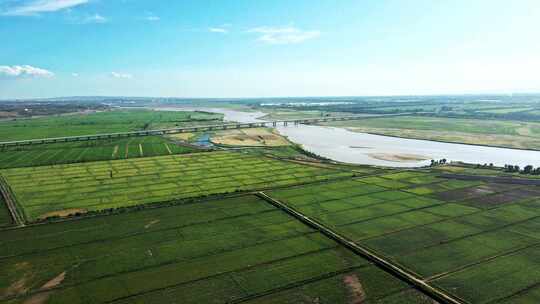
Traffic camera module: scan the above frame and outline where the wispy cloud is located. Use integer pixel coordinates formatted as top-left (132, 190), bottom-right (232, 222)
top-left (83, 13), bottom-right (106, 23)
top-left (248, 26), bottom-right (320, 44)
top-left (0, 65), bottom-right (54, 78)
top-left (110, 72), bottom-right (133, 79)
top-left (1, 0), bottom-right (89, 16)
top-left (209, 23), bottom-right (231, 34)
top-left (71, 73), bottom-right (79, 77)
top-left (209, 27), bottom-right (228, 34)
top-left (145, 15), bottom-right (159, 21)
top-left (143, 12), bottom-right (159, 22)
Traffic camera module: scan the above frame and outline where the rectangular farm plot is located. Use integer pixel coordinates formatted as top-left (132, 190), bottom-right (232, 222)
top-left (433, 244), bottom-right (540, 304)
top-left (265, 176), bottom-right (540, 303)
top-left (0, 195), bottom-right (428, 304)
top-left (363, 199), bottom-right (540, 303)
top-left (266, 178), bottom-right (451, 233)
top-left (0, 151), bottom-right (351, 222)
top-left (0, 136), bottom-right (198, 169)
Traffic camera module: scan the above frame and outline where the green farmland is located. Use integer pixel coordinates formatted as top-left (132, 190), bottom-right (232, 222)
top-left (0, 151), bottom-right (352, 222)
top-left (0, 194), bottom-right (12, 227)
top-left (0, 195), bottom-right (432, 304)
top-left (3, 104), bottom-right (540, 303)
top-left (266, 171), bottom-right (540, 303)
top-left (0, 109), bottom-right (222, 141)
top-left (0, 136), bottom-right (198, 169)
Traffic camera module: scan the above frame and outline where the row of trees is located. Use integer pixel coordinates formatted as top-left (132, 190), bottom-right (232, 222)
top-left (430, 159), bottom-right (447, 166)
top-left (504, 164), bottom-right (540, 175)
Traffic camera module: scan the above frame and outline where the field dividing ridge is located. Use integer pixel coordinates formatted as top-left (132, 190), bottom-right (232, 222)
top-left (0, 175), bottom-right (24, 226)
top-left (257, 191), bottom-right (464, 304)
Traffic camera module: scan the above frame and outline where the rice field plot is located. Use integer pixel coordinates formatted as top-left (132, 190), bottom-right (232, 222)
top-left (0, 194), bottom-right (12, 227)
top-left (359, 197), bottom-right (540, 303)
top-left (265, 173), bottom-right (540, 303)
top-left (266, 177), bottom-right (457, 235)
top-left (0, 151), bottom-right (352, 222)
top-left (0, 136), bottom-right (197, 169)
top-left (0, 195), bottom-right (431, 304)
top-left (0, 109), bottom-right (222, 141)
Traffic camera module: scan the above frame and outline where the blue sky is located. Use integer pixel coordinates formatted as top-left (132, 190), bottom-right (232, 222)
top-left (1, 0), bottom-right (539, 99)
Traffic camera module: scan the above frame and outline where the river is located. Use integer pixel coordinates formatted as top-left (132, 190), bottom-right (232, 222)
top-left (155, 106), bottom-right (540, 168)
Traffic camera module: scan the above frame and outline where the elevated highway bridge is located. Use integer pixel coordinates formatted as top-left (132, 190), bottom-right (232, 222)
top-left (0, 114), bottom-right (405, 148)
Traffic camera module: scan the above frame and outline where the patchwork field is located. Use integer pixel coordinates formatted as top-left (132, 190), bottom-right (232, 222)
top-left (266, 171), bottom-right (540, 303)
top-left (0, 136), bottom-right (198, 169)
top-left (0, 195), bottom-right (433, 304)
top-left (0, 151), bottom-right (352, 222)
top-left (0, 109), bottom-right (222, 141)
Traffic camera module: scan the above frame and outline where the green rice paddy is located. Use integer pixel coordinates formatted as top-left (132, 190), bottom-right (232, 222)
top-left (266, 171), bottom-right (540, 303)
top-left (0, 194), bottom-right (11, 227)
top-left (0, 136), bottom-right (197, 169)
top-left (0, 151), bottom-right (352, 222)
top-left (0, 195), bottom-right (429, 304)
top-left (0, 109), bottom-right (222, 141)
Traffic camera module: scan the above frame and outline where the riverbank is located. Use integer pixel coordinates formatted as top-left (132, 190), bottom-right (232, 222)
top-left (320, 116), bottom-right (540, 151)
top-left (152, 106), bottom-right (540, 168)
top-left (348, 129), bottom-right (540, 153)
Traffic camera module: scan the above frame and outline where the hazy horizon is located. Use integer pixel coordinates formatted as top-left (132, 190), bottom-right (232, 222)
top-left (1, 0), bottom-right (540, 99)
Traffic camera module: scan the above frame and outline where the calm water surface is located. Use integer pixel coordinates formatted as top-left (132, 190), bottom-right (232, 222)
top-left (156, 106), bottom-right (540, 168)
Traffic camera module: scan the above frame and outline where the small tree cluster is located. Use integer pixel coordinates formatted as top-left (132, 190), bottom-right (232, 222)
top-left (475, 163), bottom-right (494, 169)
top-left (504, 164), bottom-right (540, 175)
top-left (430, 159), bottom-right (447, 166)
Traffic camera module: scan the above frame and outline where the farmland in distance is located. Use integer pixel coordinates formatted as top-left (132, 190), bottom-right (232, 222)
top-left (0, 109), bottom-right (222, 141)
top-left (0, 136), bottom-right (198, 169)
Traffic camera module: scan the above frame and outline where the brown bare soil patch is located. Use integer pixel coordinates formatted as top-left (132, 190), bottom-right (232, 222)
top-left (343, 274), bottom-right (366, 304)
top-left (23, 291), bottom-right (51, 304)
top-left (3, 277), bottom-right (30, 297)
top-left (41, 271), bottom-right (66, 290)
top-left (0, 111), bottom-right (18, 118)
top-left (368, 153), bottom-right (429, 163)
top-left (144, 219), bottom-right (160, 229)
top-left (434, 183), bottom-right (513, 202)
top-left (39, 208), bottom-right (87, 220)
top-left (19, 271), bottom-right (67, 304)
top-left (212, 128), bottom-right (290, 147)
top-left (15, 262), bottom-right (31, 270)
top-left (467, 188), bottom-right (540, 208)
top-left (516, 126), bottom-right (533, 136)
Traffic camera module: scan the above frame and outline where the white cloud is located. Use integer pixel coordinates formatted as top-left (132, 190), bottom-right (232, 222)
top-left (83, 13), bottom-right (106, 23)
top-left (209, 27), bottom-right (228, 34)
top-left (110, 72), bottom-right (133, 79)
top-left (0, 65), bottom-right (54, 78)
top-left (1, 0), bottom-right (89, 16)
top-left (248, 26), bottom-right (320, 44)
top-left (72, 73), bottom-right (79, 77)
